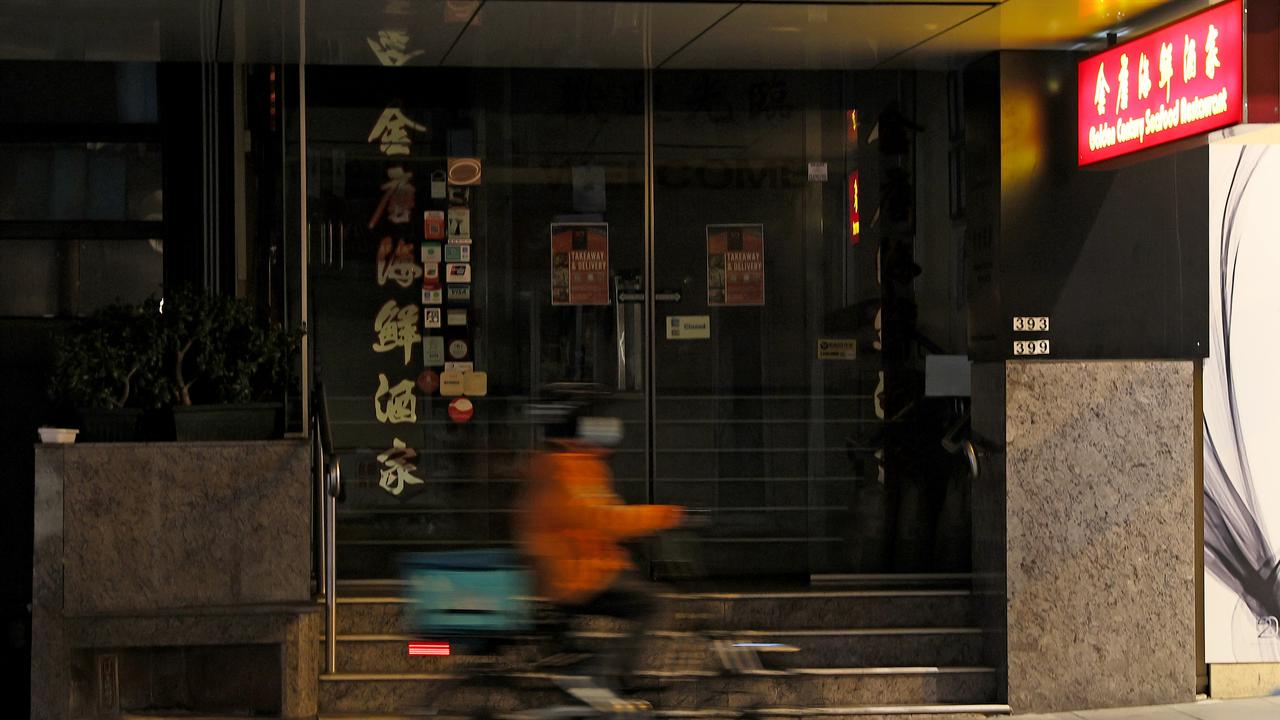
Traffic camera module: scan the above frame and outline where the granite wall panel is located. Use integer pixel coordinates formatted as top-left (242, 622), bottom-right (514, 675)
top-left (31, 440), bottom-right (317, 720)
top-left (1005, 361), bottom-right (1196, 712)
top-left (57, 440), bottom-right (311, 614)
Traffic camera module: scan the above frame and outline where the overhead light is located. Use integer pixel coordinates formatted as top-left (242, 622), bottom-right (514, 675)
top-left (1094, 26), bottom-right (1131, 40)
top-left (924, 23), bottom-right (939, 31)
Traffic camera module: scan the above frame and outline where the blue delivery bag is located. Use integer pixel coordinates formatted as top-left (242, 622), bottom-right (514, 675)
top-left (400, 549), bottom-right (533, 639)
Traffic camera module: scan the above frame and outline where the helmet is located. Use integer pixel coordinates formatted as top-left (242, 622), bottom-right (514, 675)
top-left (529, 383), bottom-right (622, 446)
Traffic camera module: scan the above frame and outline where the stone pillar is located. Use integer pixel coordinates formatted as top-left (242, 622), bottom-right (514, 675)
top-left (31, 440), bottom-right (316, 720)
top-left (1003, 360), bottom-right (1196, 712)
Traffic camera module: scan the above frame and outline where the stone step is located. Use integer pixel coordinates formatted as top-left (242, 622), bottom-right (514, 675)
top-left (322, 628), bottom-right (985, 673)
top-left (320, 711), bottom-right (1007, 720)
top-left (333, 591), bottom-right (974, 635)
top-left (698, 592), bottom-right (975, 631)
top-left (318, 667), bottom-right (998, 714)
top-left (121, 716), bottom-right (264, 719)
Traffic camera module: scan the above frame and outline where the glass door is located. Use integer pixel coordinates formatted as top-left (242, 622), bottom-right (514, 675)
top-left (650, 69), bottom-right (972, 578)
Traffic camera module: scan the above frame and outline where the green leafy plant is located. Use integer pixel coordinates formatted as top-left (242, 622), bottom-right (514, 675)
top-left (50, 302), bottom-right (171, 410)
top-left (161, 288), bottom-right (304, 406)
top-left (50, 291), bottom-right (304, 413)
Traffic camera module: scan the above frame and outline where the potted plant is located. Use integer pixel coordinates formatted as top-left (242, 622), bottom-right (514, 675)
top-left (162, 288), bottom-right (304, 441)
top-left (49, 301), bottom-right (171, 442)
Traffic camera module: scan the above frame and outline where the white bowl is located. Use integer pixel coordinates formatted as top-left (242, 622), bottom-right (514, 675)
top-left (38, 427), bottom-right (79, 444)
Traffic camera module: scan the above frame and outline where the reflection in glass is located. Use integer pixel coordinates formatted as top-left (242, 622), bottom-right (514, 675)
top-left (0, 143), bottom-right (162, 221)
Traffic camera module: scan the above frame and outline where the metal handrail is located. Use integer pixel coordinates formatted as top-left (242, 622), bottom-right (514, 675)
top-left (324, 455), bottom-right (340, 673)
top-left (314, 382), bottom-right (341, 674)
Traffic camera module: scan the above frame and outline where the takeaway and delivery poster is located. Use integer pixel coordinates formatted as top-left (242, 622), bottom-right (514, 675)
top-left (707, 224), bottom-right (765, 306)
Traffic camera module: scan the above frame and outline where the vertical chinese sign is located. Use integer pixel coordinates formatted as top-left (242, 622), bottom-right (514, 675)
top-left (847, 109), bottom-right (861, 247)
top-left (365, 29), bottom-right (428, 498)
top-left (706, 224), bottom-right (765, 306)
top-left (550, 223), bottom-right (610, 305)
top-left (1077, 0), bottom-right (1243, 166)
top-left (848, 171), bottom-right (861, 247)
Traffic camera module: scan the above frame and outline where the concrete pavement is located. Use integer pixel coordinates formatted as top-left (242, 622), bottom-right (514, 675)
top-left (1013, 696), bottom-right (1280, 719)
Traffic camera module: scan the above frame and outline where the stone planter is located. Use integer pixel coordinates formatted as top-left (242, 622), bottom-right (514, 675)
top-left (76, 407), bottom-right (143, 443)
top-left (171, 403), bottom-right (283, 441)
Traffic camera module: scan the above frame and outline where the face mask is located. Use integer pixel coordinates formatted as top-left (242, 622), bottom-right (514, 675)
top-left (577, 416), bottom-right (623, 447)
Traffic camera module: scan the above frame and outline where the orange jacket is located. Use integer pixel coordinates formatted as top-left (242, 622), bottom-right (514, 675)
top-left (516, 441), bottom-right (682, 605)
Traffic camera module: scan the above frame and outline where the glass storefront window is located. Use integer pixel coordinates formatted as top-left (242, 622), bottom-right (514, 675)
top-left (0, 238), bottom-right (162, 317)
top-left (300, 8), bottom-right (972, 582)
top-left (0, 62), bottom-right (157, 125)
top-left (0, 143), bottom-right (162, 222)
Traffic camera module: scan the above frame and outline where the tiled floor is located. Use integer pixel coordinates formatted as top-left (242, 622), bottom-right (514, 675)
top-left (1015, 696), bottom-right (1280, 720)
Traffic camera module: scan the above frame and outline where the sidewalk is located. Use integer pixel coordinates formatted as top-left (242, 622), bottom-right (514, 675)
top-left (1015, 696), bottom-right (1280, 719)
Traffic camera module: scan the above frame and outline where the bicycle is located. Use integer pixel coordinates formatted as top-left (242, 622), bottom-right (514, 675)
top-left (399, 513), bottom-right (795, 720)
top-left (398, 384), bottom-right (794, 719)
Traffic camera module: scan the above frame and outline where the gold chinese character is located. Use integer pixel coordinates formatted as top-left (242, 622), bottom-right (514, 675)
top-left (874, 371), bottom-right (885, 420)
top-left (376, 237), bottom-right (422, 288)
top-left (367, 30), bottom-right (423, 67)
top-left (1183, 34), bottom-right (1197, 84)
top-left (377, 438), bottom-right (424, 496)
top-left (1094, 62), bottom-right (1111, 116)
top-left (367, 107), bottom-right (426, 156)
top-left (372, 300), bottom-right (420, 365)
top-left (368, 167), bottom-right (415, 229)
top-left (1138, 53), bottom-right (1152, 100)
top-left (1205, 24), bottom-right (1221, 80)
top-left (872, 307), bottom-right (882, 352)
top-left (1158, 41), bottom-right (1174, 104)
top-left (374, 373), bottom-right (417, 424)
top-left (1115, 54), bottom-right (1130, 113)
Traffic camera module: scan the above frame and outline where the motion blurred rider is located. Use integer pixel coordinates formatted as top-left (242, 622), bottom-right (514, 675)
top-left (516, 407), bottom-right (683, 694)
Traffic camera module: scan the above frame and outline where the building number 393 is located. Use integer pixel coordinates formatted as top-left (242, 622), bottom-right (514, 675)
top-left (1012, 316), bottom-right (1049, 332)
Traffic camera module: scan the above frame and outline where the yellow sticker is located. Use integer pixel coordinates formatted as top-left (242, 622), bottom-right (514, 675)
top-left (439, 371), bottom-right (465, 397)
top-left (463, 371), bottom-right (488, 397)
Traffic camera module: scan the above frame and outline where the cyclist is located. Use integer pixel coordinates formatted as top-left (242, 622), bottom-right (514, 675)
top-left (516, 402), bottom-right (683, 696)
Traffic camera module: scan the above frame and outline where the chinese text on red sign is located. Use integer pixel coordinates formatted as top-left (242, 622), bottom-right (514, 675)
top-left (1077, 0), bottom-right (1242, 166)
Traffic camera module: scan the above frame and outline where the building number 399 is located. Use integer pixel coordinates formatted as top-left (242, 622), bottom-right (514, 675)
top-left (1013, 340), bottom-right (1051, 356)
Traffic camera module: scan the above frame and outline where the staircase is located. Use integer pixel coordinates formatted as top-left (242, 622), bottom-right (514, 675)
top-left (317, 578), bottom-right (1010, 720)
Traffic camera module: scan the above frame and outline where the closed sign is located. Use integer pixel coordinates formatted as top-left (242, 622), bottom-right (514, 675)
top-left (666, 315), bottom-right (710, 340)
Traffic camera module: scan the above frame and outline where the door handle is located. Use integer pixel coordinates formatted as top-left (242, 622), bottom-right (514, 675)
top-left (614, 274), bottom-right (644, 391)
top-left (654, 291), bottom-right (682, 303)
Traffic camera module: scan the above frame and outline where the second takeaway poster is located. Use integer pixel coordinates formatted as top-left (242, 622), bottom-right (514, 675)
top-left (550, 223), bottom-right (610, 305)
top-left (707, 224), bottom-right (765, 306)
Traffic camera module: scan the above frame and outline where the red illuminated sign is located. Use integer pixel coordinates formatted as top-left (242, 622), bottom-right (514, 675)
top-left (408, 641), bottom-right (451, 656)
top-left (847, 171), bottom-right (861, 246)
top-left (1078, 0), bottom-right (1242, 166)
